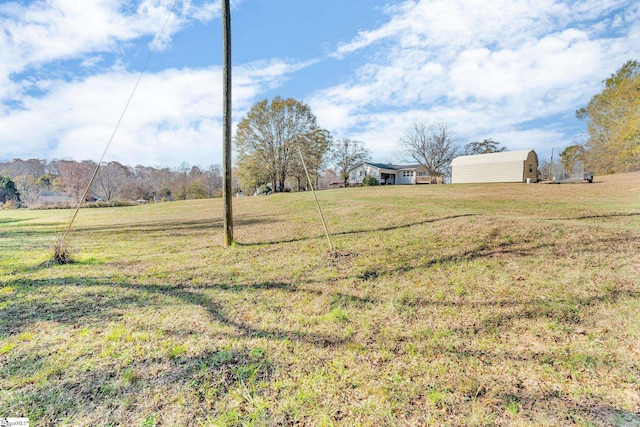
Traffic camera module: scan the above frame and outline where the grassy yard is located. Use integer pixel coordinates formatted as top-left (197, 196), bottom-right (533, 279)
top-left (1, 172), bottom-right (639, 426)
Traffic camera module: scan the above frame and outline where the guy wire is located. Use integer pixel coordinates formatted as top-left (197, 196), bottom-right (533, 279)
top-left (60, 0), bottom-right (180, 244)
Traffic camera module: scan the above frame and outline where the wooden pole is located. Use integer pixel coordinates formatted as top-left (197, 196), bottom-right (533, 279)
top-left (222, 0), bottom-right (233, 247)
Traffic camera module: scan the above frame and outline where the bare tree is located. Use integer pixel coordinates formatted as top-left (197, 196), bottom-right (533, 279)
top-left (148, 167), bottom-right (174, 200)
top-left (330, 138), bottom-right (371, 187)
top-left (204, 165), bottom-right (222, 197)
top-left (400, 121), bottom-right (459, 175)
top-left (463, 138), bottom-right (507, 155)
top-left (5, 158), bottom-right (46, 178)
top-left (58, 160), bottom-right (95, 201)
top-left (173, 162), bottom-right (190, 200)
top-left (94, 161), bottom-right (130, 201)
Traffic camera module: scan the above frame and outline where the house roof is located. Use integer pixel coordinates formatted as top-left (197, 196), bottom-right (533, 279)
top-left (359, 162), bottom-right (424, 171)
top-left (364, 162), bottom-right (396, 170)
top-left (451, 150), bottom-right (537, 166)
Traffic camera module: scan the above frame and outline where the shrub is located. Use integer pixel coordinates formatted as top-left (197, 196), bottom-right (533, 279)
top-left (255, 185), bottom-right (271, 196)
top-left (84, 200), bottom-right (136, 208)
top-left (362, 176), bottom-right (379, 186)
top-left (2, 200), bottom-right (17, 210)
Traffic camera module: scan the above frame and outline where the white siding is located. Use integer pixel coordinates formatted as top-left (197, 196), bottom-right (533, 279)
top-left (349, 164), bottom-right (392, 185)
top-left (396, 170), bottom-right (415, 184)
top-left (348, 162), bottom-right (438, 185)
top-left (451, 150), bottom-right (538, 184)
top-left (348, 164), bottom-right (368, 185)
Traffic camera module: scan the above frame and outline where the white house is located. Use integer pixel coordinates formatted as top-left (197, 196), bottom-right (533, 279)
top-left (451, 150), bottom-right (539, 184)
top-left (349, 162), bottom-right (443, 185)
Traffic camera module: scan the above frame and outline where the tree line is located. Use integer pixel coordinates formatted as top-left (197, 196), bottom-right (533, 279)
top-left (0, 158), bottom-right (224, 207)
top-left (3, 98), bottom-right (517, 209)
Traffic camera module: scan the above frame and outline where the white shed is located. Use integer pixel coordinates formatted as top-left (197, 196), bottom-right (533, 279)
top-left (451, 150), bottom-right (538, 184)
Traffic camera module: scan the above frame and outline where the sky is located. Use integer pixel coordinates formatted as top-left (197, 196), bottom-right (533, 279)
top-left (1, 0), bottom-right (639, 169)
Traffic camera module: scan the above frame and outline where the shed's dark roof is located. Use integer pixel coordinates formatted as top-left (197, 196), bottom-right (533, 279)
top-left (363, 162), bottom-right (423, 170)
top-left (366, 162), bottom-right (397, 170)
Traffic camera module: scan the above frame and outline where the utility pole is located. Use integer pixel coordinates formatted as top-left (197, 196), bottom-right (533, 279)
top-left (222, 0), bottom-right (233, 247)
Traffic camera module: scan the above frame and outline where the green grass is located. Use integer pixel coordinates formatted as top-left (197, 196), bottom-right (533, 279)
top-left (1, 172), bottom-right (639, 426)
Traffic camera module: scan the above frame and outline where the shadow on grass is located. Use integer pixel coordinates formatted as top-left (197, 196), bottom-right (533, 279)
top-left (2, 217), bottom-right (638, 425)
top-left (0, 277), bottom-right (358, 349)
top-left (0, 218), bottom-right (30, 224)
top-left (413, 289), bottom-right (640, 339)
top-left (0, 214), bottom-right (280, 240)
top-left (494, 386), bottom-right (640, 426)
top-left (2, 345), bottom-right (274, 425)
top-left (129, 282), bottom-right (353, 348)
top-left (545, 211), bottom-right (640, 221)
top-left (236, 213), bottom-right (479, 246)
top-left (71, 213), bottom-right (282, 235)
top-left (377, 231), bottom-right (639, 279)
top-left (562, 399), bottom-right (640, 426)
top-left (2, 273), bottom-right (639, 425)
top-left (398, 288), bottom-right (640, 311)
top-left (0, 281), bottom-right (138, 333)
top-left (0, 276), bottom-right (359, 423)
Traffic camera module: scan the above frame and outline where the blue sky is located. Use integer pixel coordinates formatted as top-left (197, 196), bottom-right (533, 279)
top-left (1, 0), bottom-right (639, 169)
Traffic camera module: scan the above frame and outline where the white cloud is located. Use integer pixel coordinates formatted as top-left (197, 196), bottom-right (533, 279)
top-left (0, 0), bottom-right (219, 101)
top-left (2, 0), bottom-right (639, 169)
top-left (315, 0), bottom-right (640, 162)
top-left (80, 55), bottom-right (105, 68)
top-left (0, 0), bottom-right (280, 167)
top-left (0, 58), bottom-right (312, 167)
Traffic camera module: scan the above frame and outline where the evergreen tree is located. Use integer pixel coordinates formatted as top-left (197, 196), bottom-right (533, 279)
top-left (0, 175), bottom-right (21, 205)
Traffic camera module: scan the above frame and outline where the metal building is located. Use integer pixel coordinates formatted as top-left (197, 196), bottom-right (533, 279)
top-left (451, 150), bottom-right (538, 184)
